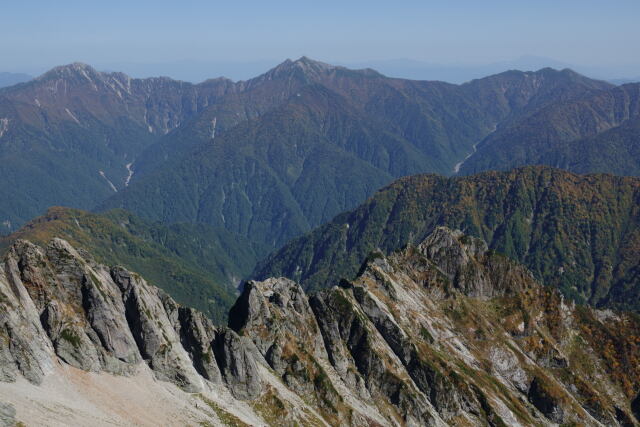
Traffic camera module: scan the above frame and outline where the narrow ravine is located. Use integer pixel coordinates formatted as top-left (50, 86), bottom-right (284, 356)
top-left (453, 142), bottom-right (479, 174)
top-left (453, 124), bottom-right (497, 174)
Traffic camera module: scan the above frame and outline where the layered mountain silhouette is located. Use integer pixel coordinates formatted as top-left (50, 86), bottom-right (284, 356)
top-left (2, 58), bottom-right (640, 316)
top-left (96, 58), bottom-right (615, 253)
top-left (2, 57), bottom-right (640, 426)
top-left (0, 58), bottom-right (616, 244)
top-left (459, 82), bottom-right (640, 175)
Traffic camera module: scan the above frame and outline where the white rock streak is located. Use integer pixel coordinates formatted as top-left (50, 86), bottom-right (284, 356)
top-left (0, 118), bottom-right (9, 138)
top-left (77, 65), bottom-right (98, 91)
top-left (144, 110), bottom-right (153, 133)
top-left (125, 163), bottom-right (134, 187)
top-left (65, 108), bottom-right (81, 125)
top-left (210, 117), bottom-right (217, 140)
top-left (220, 188), bottom-right (226, 223)
top-left (99, 171), bottom-right (118, 192)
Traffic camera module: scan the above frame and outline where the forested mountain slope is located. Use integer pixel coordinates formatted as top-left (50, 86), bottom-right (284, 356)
top-left (459, 83), bottom-right (640, 175)
top-left (0, 63), bottom-right (236, 233)
top-left (256, 166), bottom-right (640, 313)
top-left (99, 59), bottom-right (611, 252)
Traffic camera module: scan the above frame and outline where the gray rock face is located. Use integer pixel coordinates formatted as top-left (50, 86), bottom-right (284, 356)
top-left (230, 278), bottom-right (326, 364)
top-left (229, 278), bottom-right (368, 423)
top-left (0, 242), bottom-right (56, 384)
top-left (233, 277), bottom-right (446, 425)
top-left (172, 304), bottom-right (222, 384)
top-left (9, 239), bottom-right (137, 374)
top-left (0, 402), bottom-right (16, 427)
top-left (306, 289), bottom-right (370, 399)
top-left (212, 327), bottom-right (262, 400)
top-left (418, 227), bottom-right (531, 298)
top-left (350, 285), bottom-right (478, 419)
top-left (0, 238), bottom-right (218, 394)
top-left (111, 267), bottom-right (204, 392)
top-left (239, 227), bottom-right (640, 426)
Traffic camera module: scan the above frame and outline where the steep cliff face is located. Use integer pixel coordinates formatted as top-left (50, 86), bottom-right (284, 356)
top-left (0, 238), bottom-right (269, 425)
top-left (3, 238), bottom-right (192, 387)
top-left (2, 229), bottom-right (639, 426)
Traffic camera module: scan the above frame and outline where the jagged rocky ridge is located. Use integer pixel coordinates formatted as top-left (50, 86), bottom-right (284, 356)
top-left (2, 229), bottom-right (639, 425)
top-left (0, 206), bottom-right (259, 323)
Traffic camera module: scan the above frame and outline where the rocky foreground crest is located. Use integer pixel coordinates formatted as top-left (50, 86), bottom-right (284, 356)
top-left (1, 228), bottom-right (639, 425)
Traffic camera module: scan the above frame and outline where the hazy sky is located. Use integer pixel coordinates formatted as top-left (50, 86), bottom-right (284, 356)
top-left (2, 0), bottom-right (639, 80)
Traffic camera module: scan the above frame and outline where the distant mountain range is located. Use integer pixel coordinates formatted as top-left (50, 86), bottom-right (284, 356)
top-left (2, 57), bottom-right (640, 303)
top-left (458, 83), bottom-right (640, 175)
top-left (96, 58), bottom-right (614, 254)
top-left (347, 57), bottom-right (640, 85)
top-left (610, 77), bottom-right (640, 85)
top-left (18, 55), bottom-right (638, 85)
top-left (0, 62), bottom-right (237, 234)
top-left (4, 58), bottom-right (638, 241)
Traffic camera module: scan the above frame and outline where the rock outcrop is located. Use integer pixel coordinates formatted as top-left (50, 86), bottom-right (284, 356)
top-left (0, 237), bottom-right (260, 397)
top-left (235, 227), bottom-right (640, 426)
top-left (0, 402), bottom-right (16, 427)
top-left (2, 228), bottom-right (640, 426)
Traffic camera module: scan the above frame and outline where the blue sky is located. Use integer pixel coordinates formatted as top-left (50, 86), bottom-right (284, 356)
top-left (2, 1), bottom-right (639, 81)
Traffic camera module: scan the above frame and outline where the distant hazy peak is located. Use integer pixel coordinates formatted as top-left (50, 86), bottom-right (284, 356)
top-left (34, 62), bottom-right (183, 86)
top-left (263, 56), bottom-right (338, 78)
top-left (37, 62), bottom-right (103, 81)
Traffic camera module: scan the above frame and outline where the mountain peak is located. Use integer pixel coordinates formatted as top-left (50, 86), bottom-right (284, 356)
top-left (34, 63), bottom-right (139, 89)
top-left (38, 62), bottom-right (101, 80)
top-left (531, 67), bottom-right (609, 85)
top-left (261, 56), bottom-right (338, 81)
top-left (293, 55), bottom-right (334, 68)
